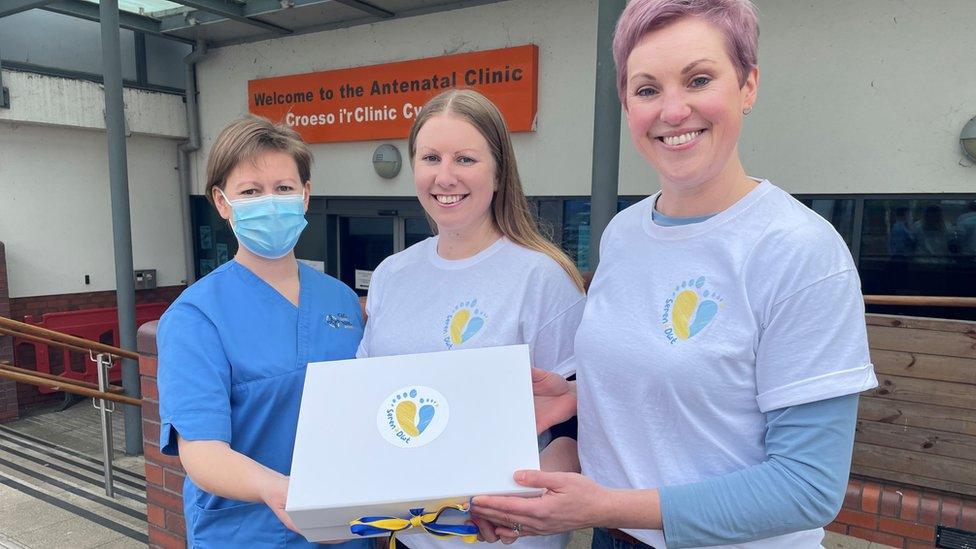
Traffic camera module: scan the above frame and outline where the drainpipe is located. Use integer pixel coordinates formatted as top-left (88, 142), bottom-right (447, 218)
top-left (177, 35), bottom-right (206, 285)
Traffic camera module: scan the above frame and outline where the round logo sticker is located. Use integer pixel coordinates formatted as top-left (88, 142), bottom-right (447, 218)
top-left (376, 386), bottom-right (450, 448)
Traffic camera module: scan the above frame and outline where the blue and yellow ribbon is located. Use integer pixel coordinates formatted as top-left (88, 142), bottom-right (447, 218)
top-left (350, 504), bottom-right (479, 549)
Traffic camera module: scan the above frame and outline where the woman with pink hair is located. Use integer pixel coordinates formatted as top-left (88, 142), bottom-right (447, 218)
top-left (472, 1), bottom-right (877, 547)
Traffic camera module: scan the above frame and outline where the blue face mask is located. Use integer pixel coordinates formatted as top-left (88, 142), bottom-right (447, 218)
top-left (219, 189), bottom-right (308, 259)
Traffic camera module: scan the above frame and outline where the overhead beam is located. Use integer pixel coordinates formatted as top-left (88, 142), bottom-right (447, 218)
top-left (166, 0), bottom-right (292, 34)
top-left (41, 0), bottom-right (194, 43)
top-left (0, 0), bottom-right (55, 18)
top-left (159, 0), bottom-right (374, 33)
top-left (332, 0), bottom-right (394, 18)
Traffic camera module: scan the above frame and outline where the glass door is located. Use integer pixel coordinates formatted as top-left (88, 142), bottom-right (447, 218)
top-left (336, 214), bottom-right (433, 296)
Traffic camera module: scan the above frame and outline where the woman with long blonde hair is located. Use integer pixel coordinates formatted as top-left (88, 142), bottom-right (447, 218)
top-left (356, 88), bottom-right (584, 549)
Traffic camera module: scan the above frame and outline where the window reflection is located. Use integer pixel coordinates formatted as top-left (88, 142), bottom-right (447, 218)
top-left (859, 199), bottom-right (976, 298)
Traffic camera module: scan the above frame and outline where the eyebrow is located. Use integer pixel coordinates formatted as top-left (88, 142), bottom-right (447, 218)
top-left (629, 58), bottom-right (717, 83)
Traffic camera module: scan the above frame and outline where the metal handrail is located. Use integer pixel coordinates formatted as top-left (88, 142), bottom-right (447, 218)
top-left (0, 315), bottom-right (143, 498)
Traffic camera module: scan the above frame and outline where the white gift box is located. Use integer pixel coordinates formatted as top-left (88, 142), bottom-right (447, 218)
top-left (286, 344), bottom-right (543, 543)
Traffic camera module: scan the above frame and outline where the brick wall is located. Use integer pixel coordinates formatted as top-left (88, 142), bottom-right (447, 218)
top-left (9, 285), bottom-right (185, 412)
top-left (830, 477), bottom-right (976, 548)
top-left (0, 243), bottom-right (18, 422)
top-left (139, 321), bottom-right (187, 548)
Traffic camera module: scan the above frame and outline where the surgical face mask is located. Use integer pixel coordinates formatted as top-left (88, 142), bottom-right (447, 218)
top-left (218, 188), bottom-right (308, 259)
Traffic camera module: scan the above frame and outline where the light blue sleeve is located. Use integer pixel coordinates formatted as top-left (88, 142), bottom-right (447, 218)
top-left (157, 302), bottom-right (233, 456)
top-left (659, 394), bottom-right (858, 548)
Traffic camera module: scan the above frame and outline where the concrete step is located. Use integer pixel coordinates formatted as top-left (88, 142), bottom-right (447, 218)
top-left (0, 423), bottom-right (147, 548)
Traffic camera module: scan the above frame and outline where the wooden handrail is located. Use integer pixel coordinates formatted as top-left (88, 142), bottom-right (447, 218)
top-left (1, 329), bottom-right (94, 356)
top-left (0, 361), bottom-right (124, 394)
top-left (0, 367), bottom-right (141, 406)
top-left (0, 316), bottom-right (140, 360)
top-left (863, 295), bottom-right (976, 308)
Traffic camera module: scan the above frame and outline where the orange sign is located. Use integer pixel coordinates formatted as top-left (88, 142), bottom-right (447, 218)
top-left (248, 45), bottom-right (538, 144)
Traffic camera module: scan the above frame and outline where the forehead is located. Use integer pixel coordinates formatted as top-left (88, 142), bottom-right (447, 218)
top-left (627, 17), bottom-right (733, 75)
top-left (226, 150), bottom-right (300, 183)
top-left (415, 114), bottom-right (490, 151)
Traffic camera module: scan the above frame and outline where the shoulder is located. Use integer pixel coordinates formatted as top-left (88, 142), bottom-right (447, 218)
top-left (602, 195), bottom-right (654, 246)
top-left (499, 240), bottom-right (583, 298)
top-left (751, 184), bottom-right (854, 270)
top-left (744, 183), bottom-right (858, 303)
top-left (159, 262), bottom-right (238, 328)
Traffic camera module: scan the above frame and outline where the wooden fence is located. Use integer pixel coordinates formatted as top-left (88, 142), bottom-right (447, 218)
top-left (856, 314), bottom-right (976, 496)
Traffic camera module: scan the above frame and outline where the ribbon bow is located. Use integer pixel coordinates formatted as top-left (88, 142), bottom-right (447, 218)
top-left (350, 504), bottom-right (479, 549)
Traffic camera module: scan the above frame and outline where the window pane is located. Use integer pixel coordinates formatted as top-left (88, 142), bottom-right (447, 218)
top-left (562, 199), bottom-right (591, 271)
top-left (859, 199), bottom-right (976, 299)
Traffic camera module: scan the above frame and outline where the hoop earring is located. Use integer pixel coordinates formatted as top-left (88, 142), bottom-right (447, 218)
top-left (743, 107), bottom-right (753, 115)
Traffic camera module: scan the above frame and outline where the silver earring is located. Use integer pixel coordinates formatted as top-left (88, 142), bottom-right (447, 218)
top-left (743, 107), bottom-right (753, 115)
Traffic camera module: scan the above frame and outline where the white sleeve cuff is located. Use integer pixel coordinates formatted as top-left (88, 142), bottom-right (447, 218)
top-left (756, 363), bottom-right (878, 413)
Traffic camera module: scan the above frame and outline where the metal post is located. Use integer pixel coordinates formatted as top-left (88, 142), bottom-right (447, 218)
top-left (100, 0), bottom-right (142, 456)
top-left (1, 42), bottom-right (10, 109)
top-left (93, 353), bottom-right (116, 498)
top-left (588, 0), bottom-right (626, 268)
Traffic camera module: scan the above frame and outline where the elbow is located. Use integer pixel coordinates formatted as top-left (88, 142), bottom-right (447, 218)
top-left (806, 490), bottom-right (844, 528)
top-left (795, 472), bottom-right (848, 530)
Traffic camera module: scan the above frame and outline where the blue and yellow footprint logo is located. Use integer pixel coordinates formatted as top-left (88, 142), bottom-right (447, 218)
top-left (394, 390), bottom-right (438, 437)
top-left (442, 300), bottom-right (487, 349)
top-left (661, 276), bottom-right (723, 344)
top-left (378, 386), bottom-right (450, 448)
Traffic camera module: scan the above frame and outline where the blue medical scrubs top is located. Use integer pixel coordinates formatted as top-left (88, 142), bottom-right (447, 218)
top-left (157, 260), bottom-right (370, 548)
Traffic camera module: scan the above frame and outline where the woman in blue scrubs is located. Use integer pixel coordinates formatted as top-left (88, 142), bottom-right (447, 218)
top-left (157, 116), bottom-right (369, 548)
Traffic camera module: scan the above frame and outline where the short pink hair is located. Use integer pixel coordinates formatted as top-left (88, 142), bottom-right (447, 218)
top-left (613, 0), bottom-right (759, 104)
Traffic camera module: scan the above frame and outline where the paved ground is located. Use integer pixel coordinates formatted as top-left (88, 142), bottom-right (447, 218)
top-left (0, 403), bottom-right (893, 549)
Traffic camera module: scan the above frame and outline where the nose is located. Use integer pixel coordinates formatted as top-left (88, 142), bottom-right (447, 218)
top-left (658, 90), bottom-right (692, 126)
top-left (433, 160), bottom-right (457, 187)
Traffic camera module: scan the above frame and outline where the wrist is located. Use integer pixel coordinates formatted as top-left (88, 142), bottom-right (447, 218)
top-left (257, 469), bottom-right (287, 505)
top-left (600, 488), bottom-right (663, 530)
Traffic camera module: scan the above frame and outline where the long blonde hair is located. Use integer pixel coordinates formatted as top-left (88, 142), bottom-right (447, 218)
top-left (407, 89), bottom-right (585, 292)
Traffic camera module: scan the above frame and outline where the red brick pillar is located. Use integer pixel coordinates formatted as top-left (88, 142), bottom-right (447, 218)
top-left (0, 242), bottom-right (19, 422)
top-left (139, 320), bottom-right (188, 548)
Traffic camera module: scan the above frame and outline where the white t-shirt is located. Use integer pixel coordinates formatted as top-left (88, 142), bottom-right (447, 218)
top-left (576, 181), bottom-right (877, 549)
top-left (358, 235), bottom-right (585, 549)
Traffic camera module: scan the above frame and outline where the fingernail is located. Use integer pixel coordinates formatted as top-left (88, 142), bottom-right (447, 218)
top-left (514, 471), bottom-right (525, 482)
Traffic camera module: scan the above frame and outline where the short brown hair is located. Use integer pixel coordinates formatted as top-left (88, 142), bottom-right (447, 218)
top-left (205, 115), bottom-right (312, 206)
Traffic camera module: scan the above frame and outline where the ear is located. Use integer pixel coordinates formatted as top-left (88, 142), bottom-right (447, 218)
top-left (302, 181), bottom-right (312, 213)
top-left (741, 66), bottom-right (759, 113)
top-left (213, 186), bottom-right (232, 222)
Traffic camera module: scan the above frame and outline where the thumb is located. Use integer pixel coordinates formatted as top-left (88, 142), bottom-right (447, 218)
top-left (513, 469), bottom-right (564, 489)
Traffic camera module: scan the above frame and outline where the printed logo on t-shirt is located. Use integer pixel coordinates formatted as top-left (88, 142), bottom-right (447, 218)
top-left (376, 386), bottom-right (450, 448)
top-left (661, 276), bottom-right (723, 344)
top-left (442, 299), bottom-right (487, 349)
top-left (325, 312), bottom-right (356, 329)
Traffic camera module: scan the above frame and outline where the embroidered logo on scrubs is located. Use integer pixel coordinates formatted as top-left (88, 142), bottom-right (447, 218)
top-left (377, 386), bottom-right (450, 448)
top-left (325, 313), bottom-right (355, 329)
top-left (661, 276), bottom-right (723, 344)
top-left (442, 300), bottom-right (487, 349)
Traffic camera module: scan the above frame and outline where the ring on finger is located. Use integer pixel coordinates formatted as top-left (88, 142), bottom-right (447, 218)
top-left (512, 522), bottom-right (522, 535)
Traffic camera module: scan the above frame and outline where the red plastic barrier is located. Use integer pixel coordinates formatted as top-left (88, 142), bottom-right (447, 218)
top-left (14, 303), bottom-right (168, 393)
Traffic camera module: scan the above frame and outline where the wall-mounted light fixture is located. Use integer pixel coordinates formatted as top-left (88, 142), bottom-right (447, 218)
top-left (962, 116), bottom-right (976, 163)
top-left (373, 144), bottom-right (402, 179)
